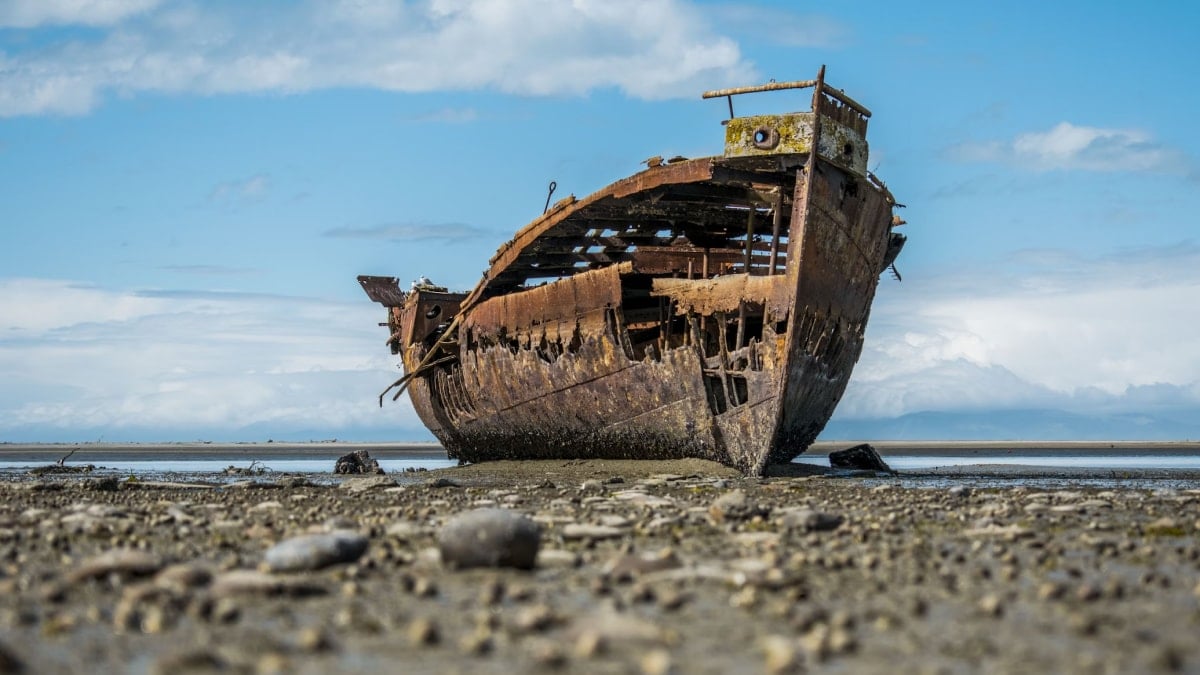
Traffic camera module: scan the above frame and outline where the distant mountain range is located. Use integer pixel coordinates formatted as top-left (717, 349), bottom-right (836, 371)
top-left (4, 408), bottom-right (1198, 444)
top-left (0, 424), bottom-right (433, 445)
top-left (821, 408), bottom-right (1200, 441)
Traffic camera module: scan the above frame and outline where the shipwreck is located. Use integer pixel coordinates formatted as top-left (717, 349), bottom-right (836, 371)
top-left (358, 67), bottom-right (906, 475)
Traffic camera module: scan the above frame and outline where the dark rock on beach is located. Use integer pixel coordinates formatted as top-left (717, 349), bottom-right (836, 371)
top-left (333, 449), bottom-right (384, 475)
top-left (829, 443), bottom-right (894, 473)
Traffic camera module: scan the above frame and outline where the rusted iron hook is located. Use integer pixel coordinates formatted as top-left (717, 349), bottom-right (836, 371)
top-left (543, 181), bottom-right (557, 214)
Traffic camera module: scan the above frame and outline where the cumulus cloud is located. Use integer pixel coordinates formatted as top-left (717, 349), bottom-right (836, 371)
top-left (838, 243), bottom-right (1200, 420)
top-left (0, 0), bottom-right (755, 117)
top-left (947, 122), bottom-right (1190, 174)
top-left (324, 222), bottom-right (493, 243)
top-left (0, 278), bottom-right (424, 440)
top-left (4, 243), bottom-right (1199, 441)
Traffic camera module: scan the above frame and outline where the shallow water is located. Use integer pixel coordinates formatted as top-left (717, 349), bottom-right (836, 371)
top-left (793, 454), bottom-right (1200, 471)
top-left (0, 457), bottom-right (457, 474)
top-left (3, 452), bottom-right (1198, 474)
top-left (2, 447), bottom-right (1199, 489)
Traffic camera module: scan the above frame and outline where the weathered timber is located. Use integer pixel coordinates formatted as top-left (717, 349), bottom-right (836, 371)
top-left (358, 66), bottom-right (907, 475)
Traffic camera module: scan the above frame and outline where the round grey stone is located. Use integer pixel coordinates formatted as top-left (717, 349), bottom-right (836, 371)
top-left (438, 508), bottom-right (541, 570)
top-left (264, 530), bottom-right (369, 573)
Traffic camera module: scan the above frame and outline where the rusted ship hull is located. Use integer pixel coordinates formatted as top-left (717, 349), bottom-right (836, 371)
top-left (360, 68), bottom-right (905, 475)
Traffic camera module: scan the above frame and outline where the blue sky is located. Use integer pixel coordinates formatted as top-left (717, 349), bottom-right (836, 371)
top-left (2, 0), bottom-right (1198, 442)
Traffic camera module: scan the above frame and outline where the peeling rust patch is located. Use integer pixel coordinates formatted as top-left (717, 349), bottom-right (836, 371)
top-left (358, 66), bottom-right (906, 475)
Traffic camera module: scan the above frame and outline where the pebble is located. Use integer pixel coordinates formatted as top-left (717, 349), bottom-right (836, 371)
top-left (777, 508), bottom-right (843, 532)
top-left (536, 549), bottom-right (581, 569)
top-left (962, 524), bottom-right (1034, 539)
top-left (407, 617), bottom-right (440, 647)
top-left (640, 648), bottom-right (673, 675)
top-left (458, 628), bottom-right (493, 656)
top-left (605, 548), bottom-right (682, 580)
top-left (263, 531), bottom-right (369, 573)
top-left (709, 490), bottom-right (767, 522)
top-left (526, 638), bottom-right (568, 668)
top-left (438, 509), bottom-right (541, 570)
top-left (656, 587), bottom-right (690, 612)
top-left (978, 593), bottom-right (1003, 617)
top-left (574, 630), bottom-right (607, 659)
top-left (295, 626), bottom-right (335, 652)
top-left (150, 649), bottom-right (228, 675)
top-left (339, 476), bottom-right (396, 493)
top-left (1144, 517), bottom-right (1183, 535)
top-left (1076, 583), bottom-right (1102, 602)
top-left (67, 549), bottom-right (163, 585)
top-left (1038, 581), bottom-right (1066, 601)
top-left (210, 570), bottom-right (326, 599)
top-left (760, 635), bottom-right (801, 674)
top-left (580, 479), bottom-right (607, 493)
top-left (154, 563), bottom-right (213, 591)
top-left (385, 520), bottom-right (424, 539)
top-left (800, 624), bottom-right (855, 662)
top-left (511, 604), bottom-right (560, 634)
top-left (413, 576), bottom-right (438, 598)
top-left (562, 523), bottom-right (627, 540)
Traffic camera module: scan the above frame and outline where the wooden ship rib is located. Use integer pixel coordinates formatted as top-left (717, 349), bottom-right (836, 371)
top-left (358, 67), bottom-right (906, 475)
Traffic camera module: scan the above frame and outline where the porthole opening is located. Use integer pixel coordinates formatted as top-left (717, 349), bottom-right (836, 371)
top-left (752, 126), bottom-right (779, 150)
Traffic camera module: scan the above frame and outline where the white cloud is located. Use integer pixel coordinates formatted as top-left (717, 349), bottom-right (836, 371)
top-left (5, 244), bottom-right (1199, 439)
top-left (0, 279), bottom-right (424, 438)
top-left (948, 122), bottom-right (1189, 174)
top-left (0, 278), bottom-right (170, 332)
top-left (208, 174), bottom-right (270, 204)
top-left (839, 244), bottom-right (1200, 419)
top-left (0, 0), bottom-right (161, 27)
top-left (0, 0), bottom-right (755, 117)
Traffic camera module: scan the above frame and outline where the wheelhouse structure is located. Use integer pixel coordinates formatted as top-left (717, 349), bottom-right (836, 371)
top-left (359, 67), bottom-right (906, 475)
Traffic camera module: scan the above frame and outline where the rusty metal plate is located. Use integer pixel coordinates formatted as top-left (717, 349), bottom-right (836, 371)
top-left (357, 275), bottom-right (406, 306)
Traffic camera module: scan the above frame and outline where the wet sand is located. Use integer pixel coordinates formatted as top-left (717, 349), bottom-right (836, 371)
top-left (1, 455), bottom-right (1198, 673)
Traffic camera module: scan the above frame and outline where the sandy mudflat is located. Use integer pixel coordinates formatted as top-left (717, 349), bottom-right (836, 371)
top-left (4, 439), bottom-right (1200, 463)
top-left (1, 458), bottom-right (1198, 674)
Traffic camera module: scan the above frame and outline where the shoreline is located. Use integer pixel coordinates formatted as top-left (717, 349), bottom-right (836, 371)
top-left (2, 439), bottom-right (1198, 460)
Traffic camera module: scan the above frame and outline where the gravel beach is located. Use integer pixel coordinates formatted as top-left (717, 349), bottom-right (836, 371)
top-left (2, 457), bottom-right (1199, 674)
